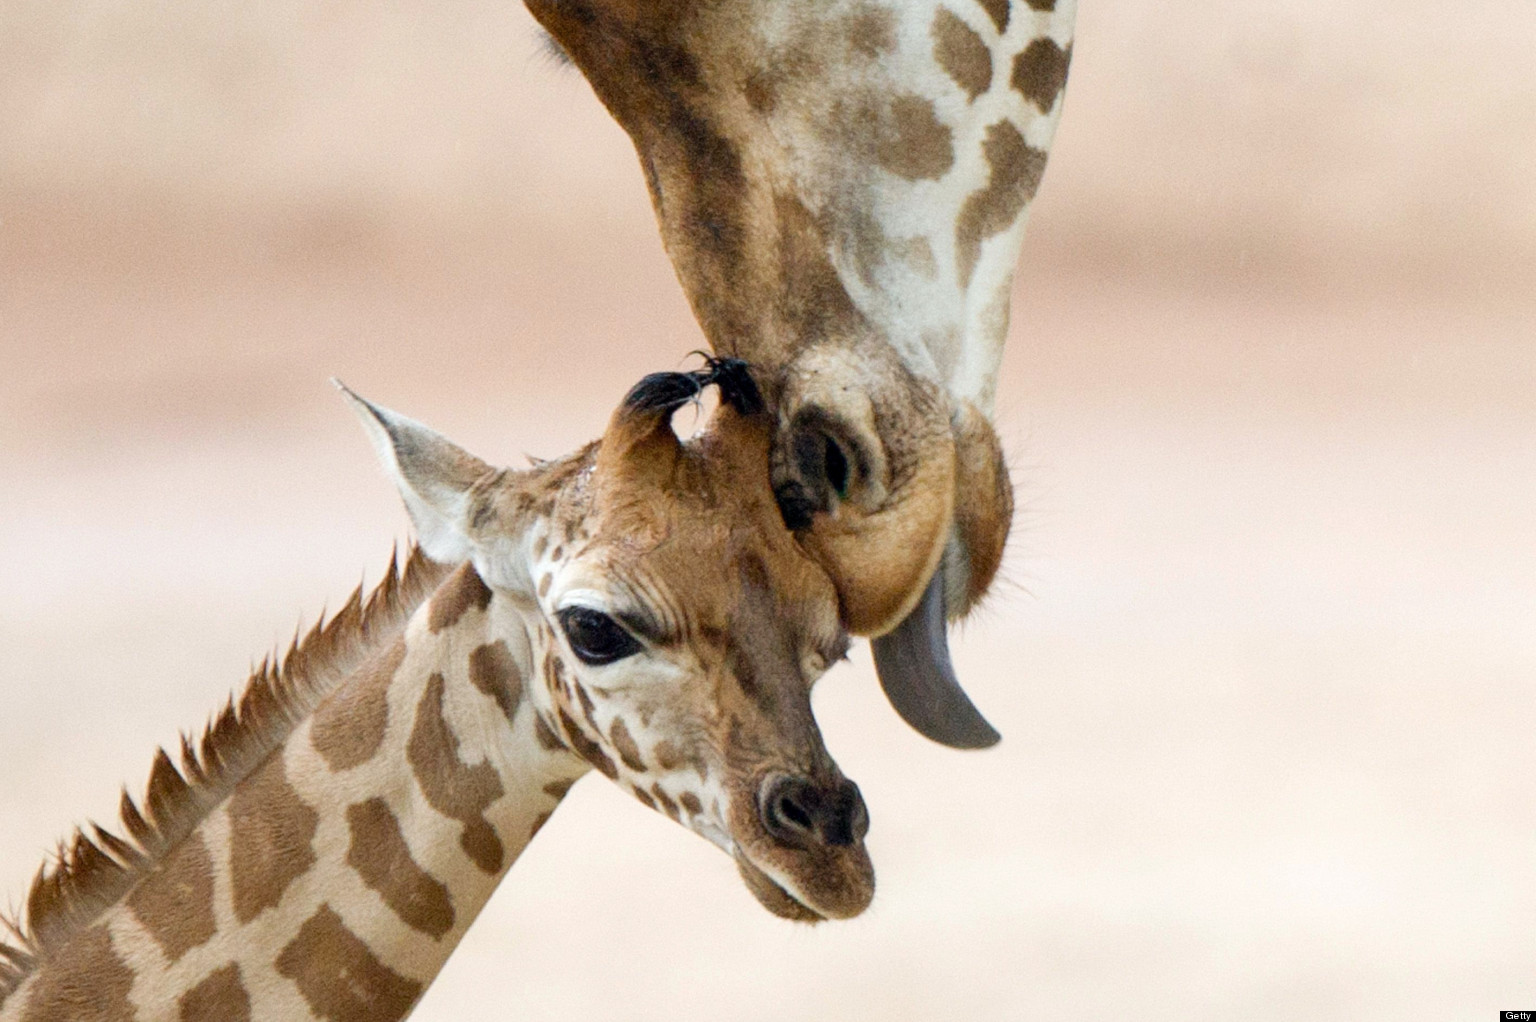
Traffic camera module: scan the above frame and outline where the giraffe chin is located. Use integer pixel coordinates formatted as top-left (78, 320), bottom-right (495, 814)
top-left (731, 845), bottom-right (876, 924)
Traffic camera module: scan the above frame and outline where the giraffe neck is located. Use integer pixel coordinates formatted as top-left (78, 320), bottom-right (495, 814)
top-left (1, 564), bottom-right (588, 1022)
top-left (531, 0), bottom-right (1076, 412)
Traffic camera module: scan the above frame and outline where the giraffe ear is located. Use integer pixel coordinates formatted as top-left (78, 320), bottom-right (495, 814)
top-left (335, 380), bottom-right (494, 565)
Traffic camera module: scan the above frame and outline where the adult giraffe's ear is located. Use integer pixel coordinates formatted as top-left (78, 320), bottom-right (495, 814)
top-left (335, 380), bottom-right (495, 566)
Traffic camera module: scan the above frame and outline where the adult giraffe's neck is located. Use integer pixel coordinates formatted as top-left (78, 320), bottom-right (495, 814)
top-left (530, 0), bottom-right (1076, 412)
top-left (1, 564), bottom-right (588, 1022)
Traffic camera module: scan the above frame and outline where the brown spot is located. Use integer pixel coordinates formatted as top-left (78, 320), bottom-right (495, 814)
top-left (19, 924), bottom-right (134, 1022)
top-left (347, 798), bottom-right (455, 940)
top-left (977, 0), bottom-right (1011, 33)
top-left (276, 904), bottom-right (422, 1022)
top-left (126, 831), bottom-right (216, 962)
top-left (770, 193), bottom-right (863, 340)
top-left (631, 786), bottom-right (657, 811)
top-left (1012, 38), bottom-right (1071, 111)
top-left (407, 673), bottom-right (507, 875)
top-left (1027, 0), bottom-right (1055, 9)
top-left (679, 792), bottom-right (703, 817)
top-left (528, 812), bottom-right (552, 840)
top-left (558, 706), bottom-right (618, 779)
top-left (933, 9), bottom-right (992, 101)
top-left (651, 784), bottom-right (680, 820)
top-left (531, 535), bottom-right (547, 559)
top-left (310, 640), bottom-right (405, 771)
top-left (550, 546), bottom-right (563, 562)
top-left (543, 778), bottom-right (577, 800)
top-left (574, 683), bottom-right (600, 734)
top-left (608, 718), bottom-right (647, 773)
top-left (229, 753), bottom-right (319, 923)
top-left (848, 4), bottom-right (897, 57)
top-left (468, 640), bottom-right (523, 725)
top-left (179, 964), bottom-right (251, 1022)
top-left (538, 574), bottom-right (552, 598)
top-left (427, 564), bottom-right (492, 633)
top-left (955, 119), bottom-right (1048, 286)
top-left (534, 714), bottom-right (565, 752)
top-left (893, 235), bottom-right (939, 277)
top-left (876, 95), bottom-right (956, 181)
top-left (652, 740), bottom-right (684, 771)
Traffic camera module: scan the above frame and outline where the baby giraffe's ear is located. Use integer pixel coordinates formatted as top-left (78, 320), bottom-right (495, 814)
top-left (335, 380), bottom-right (494, 565)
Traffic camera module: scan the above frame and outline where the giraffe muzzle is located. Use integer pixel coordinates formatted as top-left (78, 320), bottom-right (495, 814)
top-left (758, 773), bottom-right (869, 850)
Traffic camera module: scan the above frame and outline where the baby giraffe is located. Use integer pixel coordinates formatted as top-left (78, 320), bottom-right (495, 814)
top-left (0, 361), bottom-right (873, 1021)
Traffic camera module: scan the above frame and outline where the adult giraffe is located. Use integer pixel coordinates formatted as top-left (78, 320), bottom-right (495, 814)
top-left (526, 0), bottom-right (1076, 747)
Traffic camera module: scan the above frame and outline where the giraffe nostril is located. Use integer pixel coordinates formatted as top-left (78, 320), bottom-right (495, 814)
top-left (778, 793), bottom-right (813, 831)
top-left (759, 774), bottom-right (868, 850)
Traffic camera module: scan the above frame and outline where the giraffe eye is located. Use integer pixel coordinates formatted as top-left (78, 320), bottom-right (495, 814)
top-left (557, 607), bottom-right (643, 665)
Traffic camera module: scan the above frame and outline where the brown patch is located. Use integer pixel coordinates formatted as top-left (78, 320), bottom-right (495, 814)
top-left (848, 4), bottom-right (897, 57)
top-left (531, 535), bottom-right (547, 559)
top-left (543, 778), bottom-right (578, 800)
top-left (1026, 0), bottom-right (1055, 9)
top-left (769, 193), bottom-right (864, 342)
top-left (550, 546), bottom-right (563, 561)
top-left (608, 718), bottom-right (647, 773)
top-left (309, 640), bottom-right (406, 771)
top-left (679, 792), bottom-right (704, 817)
top-left (877, 95), bottom-right (956, 181)
top-left (977, 0), bottom-right (1010, 33)
top-left (427, 564), bottom-right (492, 633)
top-left (18, 925), bottom-right (134, 1022)
top-left (468, 640), bottom-right (523, 725)
top-left (228, 753), bottom-right (319, 923)
top-left (651, 784), bottom-right (680, 820)
top-left (346, 798), bottom-right (456, 940)
top-left (631, 786), bottom-right (658, 811)
top-left (179, 964), bottom-right (251, 1022)
top-left (893, 235), bottom-right (939, 277)
top-left (558, 707), bottom-right (618, 779)
top-left (955, 119), bottom-right (1048, 285)
top-left (1012, 38), bottom-right (1071, 111)
top-left (407, 674), bottom-right (507, 875)
top-left (574, 682), bottom-right (600, 734)
top-left (276, 905), bottom-right (421, 1022)
top-left (528, 812), bottom-right (552, 840)
top-left (933, 9), bottom-right (992, 101)
top-left (538, 574), bottom-right (552, 598)
top-left (534, 714), bottom-right (565, 752)
top-left (125, 831), bottom-right (216, 962)
top-left (652, 740), bottom-right (684, 771)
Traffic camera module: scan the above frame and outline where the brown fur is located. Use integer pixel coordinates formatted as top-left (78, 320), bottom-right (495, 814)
top-left (976, 0), bottom-right (1011, 34)
top-left (1012, 38), bottom-right (1072, 112)
top-left (0, 547), bottom-right (450, 1010)
top-left (932, 9), bottom-right (992, 101)
top-left (124, 832), bottom-right (216, 962)
top-left (345, 798), bottom-right (456, 940)
top-left (406, 673), bottom-right (507, 876)
top-left (275, 905), bottom-right (421, 1022)
top-left (177, 964), bottom-right (251, 1022)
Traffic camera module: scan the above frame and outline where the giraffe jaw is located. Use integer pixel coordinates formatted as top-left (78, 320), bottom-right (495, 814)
top-left (727, 835), bottom-right (876, 923)
top-left (733, 852), bottom-right (828, 923)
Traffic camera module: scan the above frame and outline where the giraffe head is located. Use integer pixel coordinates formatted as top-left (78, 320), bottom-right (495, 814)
top-left (342, 362), bottom-right (873, 921)
top-left (527, 0), bottom-right (1074, 747)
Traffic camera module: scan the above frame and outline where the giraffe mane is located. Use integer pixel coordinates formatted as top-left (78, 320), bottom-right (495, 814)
top-left (0, 544), bottom-right (452, 1006)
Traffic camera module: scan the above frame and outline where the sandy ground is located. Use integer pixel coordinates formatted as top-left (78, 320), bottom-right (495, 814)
top-left (2, 1), bottom-right (1534, 1019)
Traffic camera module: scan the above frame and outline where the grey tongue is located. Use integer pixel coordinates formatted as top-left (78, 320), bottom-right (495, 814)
top-left (870, 572), bottom-right (1001, 749)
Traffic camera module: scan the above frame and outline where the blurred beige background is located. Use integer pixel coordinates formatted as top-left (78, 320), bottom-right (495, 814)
top-left (1, 1), bottom-right (1533, 1018)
